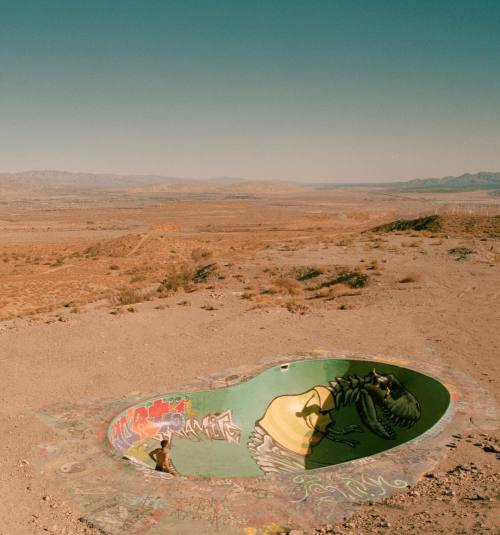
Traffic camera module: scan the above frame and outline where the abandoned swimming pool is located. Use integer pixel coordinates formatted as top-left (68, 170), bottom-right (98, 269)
top-left (108, 358), bottom-right (450, 477)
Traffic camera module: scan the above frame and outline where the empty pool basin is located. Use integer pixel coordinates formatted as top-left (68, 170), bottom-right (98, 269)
top-left (108, 358), bottom-right (450, 477)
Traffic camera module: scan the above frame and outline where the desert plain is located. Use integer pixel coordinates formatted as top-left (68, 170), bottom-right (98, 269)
top-left (0, 179), bottom-right (499, 534)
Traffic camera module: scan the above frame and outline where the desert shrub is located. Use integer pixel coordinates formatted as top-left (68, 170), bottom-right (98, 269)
top-left (272, 276), bottom-right (302, 295)
top-left (336, 237), bottom-right (354, 247)
top-left (260, 286), bottom-right (278, 295)
top-left (293, 266), bottom-right (323, 281)
top-left (83, 244), bottom-right (102, 257)
top-left (158, 262), bottom-right (217, 294)
top-left (448, 247), bottom-right (474, 261)
top-left (324, 269), bottom-right (369, 289)
top-left (191, 248), bottom-right (213, 262)
top-left (112, 287), bottom-right (145, 306)
top-left (192, 263), bottom-right (218, 283)
top-left (285, 299), bottom-right (309, 315)
top-left (371, 215), bottom-right (441, 233)
top-left (109, 264), bottom-right (120, 270)
top-left (308, 283), bottom-right (361, 300)
top-left (158, 263), bottom-right (195, 293)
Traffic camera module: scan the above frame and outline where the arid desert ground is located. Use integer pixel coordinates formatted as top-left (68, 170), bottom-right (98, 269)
top-left (0, 182), bottom-right (499, 534)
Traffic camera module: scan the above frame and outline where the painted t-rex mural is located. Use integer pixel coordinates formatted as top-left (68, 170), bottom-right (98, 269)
top-left (248, 369), bottom-right (421, 474)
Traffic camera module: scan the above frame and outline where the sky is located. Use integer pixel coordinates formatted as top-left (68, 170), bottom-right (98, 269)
top-left (0, 1), bottom-right (499, 182)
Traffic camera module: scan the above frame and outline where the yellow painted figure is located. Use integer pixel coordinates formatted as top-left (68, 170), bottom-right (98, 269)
top-left (257, 386), bottom-right (334, 456)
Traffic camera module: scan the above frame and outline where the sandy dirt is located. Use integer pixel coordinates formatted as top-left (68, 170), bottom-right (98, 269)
top-left (0, 186), bottom-right (499, 534)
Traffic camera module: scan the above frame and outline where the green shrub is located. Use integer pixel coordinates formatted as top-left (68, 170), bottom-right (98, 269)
top-left (371, 215), bottom-right (441, 233)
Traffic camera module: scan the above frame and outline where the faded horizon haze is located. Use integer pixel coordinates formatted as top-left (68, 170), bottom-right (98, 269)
top-left (1, 0), bottom-right (499, 182)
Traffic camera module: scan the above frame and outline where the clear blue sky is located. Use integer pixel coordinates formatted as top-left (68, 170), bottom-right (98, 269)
top-left (1, 0), bottom-right (499, 181)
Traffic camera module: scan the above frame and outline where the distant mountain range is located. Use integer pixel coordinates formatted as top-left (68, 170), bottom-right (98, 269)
top-left (0, 170), bottom-right (193, 192)
top-left (1, 170), bottom-right (499, 195)
top-left (390, 171), bottom-right (500, 192)
top-left (0, 170), bottom-right (301, 196)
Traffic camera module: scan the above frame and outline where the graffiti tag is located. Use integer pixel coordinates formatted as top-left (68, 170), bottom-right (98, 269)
top-left (289, 473), bottom-right (408, 504)
top-left (110, 397), bottom-right (188, 453)
top-left (171, 410), bottom-right (241, 444)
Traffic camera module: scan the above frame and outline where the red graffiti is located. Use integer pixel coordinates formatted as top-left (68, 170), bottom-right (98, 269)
top-left (110, 396), bottom-right (189, 453)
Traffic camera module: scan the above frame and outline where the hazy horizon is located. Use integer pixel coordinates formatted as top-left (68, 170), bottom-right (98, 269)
top-left (1, 167), bottom-right (500, 186)
top-left (1, 1), bottom-right (499, 182)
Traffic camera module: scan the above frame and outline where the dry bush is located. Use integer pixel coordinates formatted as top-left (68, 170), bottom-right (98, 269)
top-left (109, 264), bottom-right (120, 270)
top-left (158, 262), bottom-right (218, 294)
top-left (158, 263), bottom-right (195, 293)
top-left (293, 265), bottom-right (323, 281)
top-left (192, 263), bottom-right (218, 283)
top-left (191, 248), bottom-right (213, 262)
top-left (319, 269), bottom-right (369, 289)
top-left (329, 283), bottom-right (362, 297)
top-left (248, 294), bottom-right (275, 309)
top-left (448, 247), bottom-right (474, 261)
top-left (285, 299), bottom-right (309, 315)
top-left (83, 244), bottom-right (102, 257)
top-left (272, 276), bottom-right (302, 296)
top-left (112, 287), bottom-right (147, 306)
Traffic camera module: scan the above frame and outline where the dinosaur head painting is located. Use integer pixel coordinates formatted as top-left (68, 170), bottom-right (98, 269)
top-left (248, 369), bottom-right (421, 474)
top-left (330, 369), bottom-right (421, 440)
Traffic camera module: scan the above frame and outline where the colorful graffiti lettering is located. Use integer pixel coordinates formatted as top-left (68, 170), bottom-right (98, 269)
top-left (109, 397), bottom-right (189, 453)
top-left (171, 410), bottom-right (241, 444)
